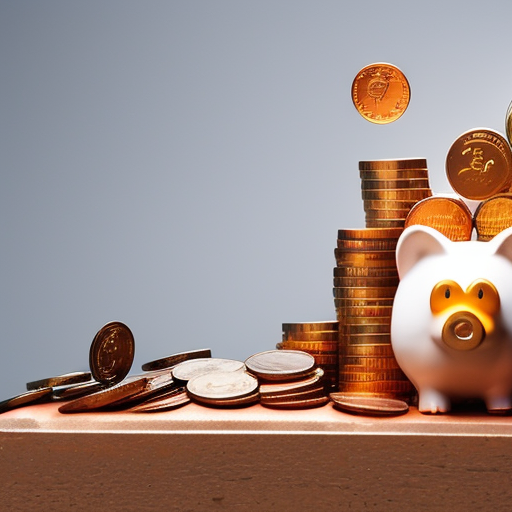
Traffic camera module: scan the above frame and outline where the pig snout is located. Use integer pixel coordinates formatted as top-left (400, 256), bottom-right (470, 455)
top-left (442, 311), bottom-right (485, 350)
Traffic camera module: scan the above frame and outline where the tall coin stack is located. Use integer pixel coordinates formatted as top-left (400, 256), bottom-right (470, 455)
top-left (278, 321), bottom-right (339, 389)
top-left (335, 158), bottom-right (433, 401)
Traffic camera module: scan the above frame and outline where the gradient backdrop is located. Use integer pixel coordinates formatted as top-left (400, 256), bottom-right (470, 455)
top-left (1, 1), bottom-right (511, 398)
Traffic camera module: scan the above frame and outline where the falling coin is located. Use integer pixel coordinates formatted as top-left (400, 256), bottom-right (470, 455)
top-left (330, 392), bottom-right (409, 416)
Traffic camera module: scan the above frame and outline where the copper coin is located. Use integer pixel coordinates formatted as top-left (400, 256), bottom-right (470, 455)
top-left (338, 380), bottom-right (413, 393)
top-left (337, 238), bottom-right (398, 251)
top-left (335, 305), bottom-right (394, 317)
top-left (27, 371), bottom-right (92, 391)
top-left (405, 195), bottom-right (473, 241)
top-left (261, 395), bottom-right (330, 409)
top-left (280, 340), bottom-right (338, 352)
top-left (333, 286), bottom-right (397, 299)
top-left (361, 178), bottom-right (430, 190)
top-left (282, 331), bottom-right (339, 342)
top-left (365, 209), bottom-right (412, 219)
top-left (0, 387), bottom-right (53, 414)
top-left (334, 276), bottom-right (399, 288)
top-left (113, 371), bottom-right (176, 408)
top-left (362, 189), bottom-right (432, 200)
top-left (333, 266), bottom-right (398, 278)
top-left (190, 389), bottom-right (260, 408)
top-left (282, 321), bottom-right (338, 333)
top-left (172, 358), bottom-right (245, 382)
top-left (365, 219), bottom-right (406, 229)
top-left (506, 100), bottom-right (512, 147)
top-left (351, 63), bottom-right (410, 124)
top-left (52, 380), bottom-right (105, 401)
top-left (446, 128), bottom-right (512, 200)
top-left (335, 298), bottom-right (395, 309)
top-left (337, 227), bottom-right (403, 240)
top-left (359, 159), bottom-right (427, 171)
top-left (339, 323), bottom-right (390, 334)
top-left (245, 350), bottom-right (316, 381)
top-left (259, 368), bottom-right (325, 396)
top-left (341, 356), bottom-right (401, 370)
top-left (129, 387), bottom-right (190, 412)
top-left (360, 169), bottom-right (429, 180)
top-left (362, 199), bottom-right (423, 211)
top-left (141, 348), bottom-right (212, 372)
top-left (340, 332), bottom-right (391, 343)
top-left (474, 193), bottom-right (512, 240)
top-left (330, 393), bottom-right (409, 415)
top-left (89, 321), bottom-right (135, 385)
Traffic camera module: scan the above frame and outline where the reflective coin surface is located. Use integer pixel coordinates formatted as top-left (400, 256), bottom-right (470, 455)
top-left (245, 350), bottom-right (316, 381)
top-left (172, 358), bottom-right (245, 382)
top-left (330, 392), bottom-right (409, 416)
top-left (0, 387), bottom-right (53, 414)
top-left (187, 371), bottom-right (258, 400)
top-left (474, 193), bottom-right (512, 241)
top-left (89, 321), bottom-right (135, 385)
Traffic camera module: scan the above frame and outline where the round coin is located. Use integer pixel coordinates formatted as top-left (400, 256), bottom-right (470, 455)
top-left (282, 321), bottom-right (339, 333)
top-left (245, 350), bottom-right (316, 381)
top-left (337, 227), bottom-right (403, 240)
top-left (359, 159), bottom-right (427, 171)
top-left (351, 63), bottom-right (410, 124)
top-left (0, 387), bottom-right (53, 414)
top-left (507, 100), bottom-right (512, 146)
top-left (172, 358), bottom-right (245, 382)
top-left (360, 169), bottom-right (429, 180)
top-left (362, 189), bottom-right (432, 201)
top-left (27, 371), bottom-right (92, 391)
top-left (474, 193), bottom-right (512, 241)
top-left (446, 128), bottom-right (512, 200)
top-left (361, 178), bottom-right (430, 190)
top-left (187, 371), bottom-right (258, 401)
top-left (330, 393), bottom-right (409, 415)
top-left (333, 266), bottom-right (398, 278)
top-left (89, 321), bottom-right (135, 386)
top-left (141, 348), bottom-right (212, 372)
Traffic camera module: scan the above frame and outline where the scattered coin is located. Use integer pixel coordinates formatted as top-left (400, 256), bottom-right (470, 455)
top-left (330, 392), bottom-right (409, 416)
top-left (172, 358), bottom-right (245, 382)
top-left (52, 380), bottom-right (105, 401)
top-left (27, 371), bottom-right (92, 391)
top-left (129, 386), bottom-right (190, 412)
top-left (0, 387), bottom-right (53, 414)
top-left (245, 350), bottom-right (316, 381)
top-left (89, 321), bottom-right (135, 386)
top-left (141, 348), bottom-right (212, 372)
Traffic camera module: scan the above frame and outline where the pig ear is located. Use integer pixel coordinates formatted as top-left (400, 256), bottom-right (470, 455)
top-left (396, 225), bottom-right (450, 279)
top-left (491, 226), bottom-right (512, 263)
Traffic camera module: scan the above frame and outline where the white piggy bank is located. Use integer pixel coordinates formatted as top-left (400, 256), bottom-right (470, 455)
top-left (391, 225), bottom-right (512, 414)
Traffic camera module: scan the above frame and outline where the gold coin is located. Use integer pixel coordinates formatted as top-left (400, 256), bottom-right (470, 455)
top-left (361, 178), bottom-right (430, 190)
top-left (330, 393), bottom-right (409, 416)
top-left (334, 276), bottom-right (399, 288)
top-left (474, 193), bottom-right (512, 240)
top-left (282, 321), bottom-right (338, 333)
top-left (337, 305), bottom-right (393, 317)
top-left (365, 219), bottom-right (406, 228)
top-left (338, 381), bottom-right (414, 393)
top-left (340, 344), bottom-right (395, 357)
top-left (334, 298), bottom-right (395, 308)
top-left (404, 195), bottom-right (473, 241)
top-left (351, 63), bottom-right (410, 124)
top-left (362, 199), bottom-right (421, 211)
top-left (337, 313), bottom-right (392, 325)
top-left (359, 158), bottom-right (427, 171)
top-left (335, 248), bottom-right (396, 261)
top-left (339, 369), bottom-right (408, 382)
top-left (364, 209), bottom-right (412, 219)
top-left (89, 321), bottom-right (135, 386)
top-left (27, 371), bottom-right (92, 391)
top-left (141, 348), bottom-right (212, 372)
top-left (280, 343), bottom-right (338, 355)
top-left (446, 128), bottom-right (512, 200)
top-left (333, 286), bottom-right (397, 299)
top-left (506, 100), bottom-right (512, 146)
top-left (259, 368), bottom-right (325, 396)
top-left (337, 227), bottom-right (403, 240)
top-left (360, 169), bottom-right (429, 180)
top-left (340, 335), bottom-right (391, 346)
top-left (333, 266), bottom-right (398, 278)
top-left (362, 189), bottom-right (432, 200)
top-left (312, 355), bottom-right (339, 366)
top-left (339, 323), bottom-right (390, 334)
top-left (336, 238), bottom-right (398, 251)
top-left (341, 356), bottom-right (401, 370)
top-left (282, 331), bottom-right (339, 342)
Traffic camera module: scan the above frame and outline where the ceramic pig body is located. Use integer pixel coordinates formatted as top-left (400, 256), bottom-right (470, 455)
top-left (391, 225), bottom-right (512, 414)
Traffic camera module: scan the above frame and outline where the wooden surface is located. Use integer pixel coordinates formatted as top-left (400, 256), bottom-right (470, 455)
top-left (1, 402), bottom-right (512, 511)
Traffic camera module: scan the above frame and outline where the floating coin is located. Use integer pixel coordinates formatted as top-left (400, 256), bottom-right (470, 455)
top-left (359, 159), bottom-right (427, 171)
top-left (351, 63), bottom-right (410, 124)
top-left (330, 393), bottom-right (409, 416)
top-left (474, 193), bottom-right (512, 241)
top-left (282, 321), bottom-right (338, 333)
top-left (446, 128), bottom-right (512, 200)
top-left (129, 387), bottom-right (190, 412)
top-left (0, 387), bottom-right (53, 414)
top-left (27, 371), bottom-right (92, 391)
top-left (405, 195), bottom-right (473, 241)
top-left (89, 321), bottom-right (135, 386)
top-left (187, 371), bottom-right (258, 402)
top-left (245, 350), bottom-right (316, 381)
top-left (141, 348), bottom-right (212, 372)
top-left (172, 358), bottom-right (245, 382)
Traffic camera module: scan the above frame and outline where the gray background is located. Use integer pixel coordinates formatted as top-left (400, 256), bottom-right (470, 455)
top-left (1, 1), bottom-right (511, 398)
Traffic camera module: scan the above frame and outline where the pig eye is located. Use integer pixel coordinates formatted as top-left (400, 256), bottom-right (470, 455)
top-left (466, 279), bottom-right (500, 315)
top-left (430, 280), bottom-right (463, 314)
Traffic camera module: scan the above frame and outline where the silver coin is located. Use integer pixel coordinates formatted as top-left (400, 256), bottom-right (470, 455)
top-left (244, 350), bottom-right (316, 381)
top-left (187, 371), bottom-right (258, 400)
top-left (172, 358), bottom-right (246, 382)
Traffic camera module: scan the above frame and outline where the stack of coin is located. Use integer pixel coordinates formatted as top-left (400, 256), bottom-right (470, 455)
top-left (278, 321), bottom-right (339, 389)
top-left (360, 158), bottom-right (432, 228)
top-left (474, 193), bottom-right (512, 241)
top-left (334, 228), bottom-right (414, 401)
top-left (245, 350), bottom-right (329, 409)
top-left (404, 195), bottom-right (474, 241)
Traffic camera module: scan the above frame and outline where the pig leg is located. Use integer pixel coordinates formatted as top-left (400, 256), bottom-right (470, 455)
top-left (485, 395), bottom-right (512, 415)
top-left (418, 388), bottom-right (450, 414)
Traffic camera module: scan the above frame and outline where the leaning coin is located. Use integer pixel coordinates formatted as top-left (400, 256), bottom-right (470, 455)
top-left (245, 349), bottom-right (316, 381)
top-left (141, 348), bottom-right (212, 372)
top-left (89, 321), bottom-right (135, 385)
top-left (330, 392), bottom-right (409, 416)
top-left (27, 371), bottom-right (92, 391)
top-left (129, 387), bottom-right (190, 412)
top-left (0, 387), bottom-right (53, 414)
top-left (172, 358), bottom-right (245, 382)
top-left (112, 371), bottom-right (176, 408)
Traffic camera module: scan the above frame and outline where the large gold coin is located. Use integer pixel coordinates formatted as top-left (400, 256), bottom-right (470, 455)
top-left (282, 321), bottom-right (338, 333)
top-left (404, 195), bottom-right (473, 241)
top-left (89, 321), bottom-right (135, 386)
top-left (361, 178), bottom-right (430, 190)
top-left (359, 158), bottom-right (427, 171)
top-left (351, 63), bottom-right (410, 124)
top-left (337, 227), bottom-right (403, 240)
top-left (360, 169), bottom-right (429, 180)
top-left (362, 189), bottom-right (432, 200)
top-left (474, 193), bottom-right (512, 240)
top-left (446, 128), bottom-right (512, 200)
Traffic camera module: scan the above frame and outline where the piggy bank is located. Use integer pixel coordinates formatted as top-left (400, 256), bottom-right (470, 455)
top-left (391, 225), bottom-right (512, 414)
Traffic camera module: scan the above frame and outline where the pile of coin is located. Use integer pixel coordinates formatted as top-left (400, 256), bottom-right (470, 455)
top-left (360, 158), bottom-right (432, 228)
top-left (277, 321), bottom-right (338, 389)
top-left (334, 227), bottom-right (414, 401)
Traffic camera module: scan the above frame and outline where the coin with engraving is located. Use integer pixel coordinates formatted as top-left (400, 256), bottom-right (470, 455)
top-left (330, 393), bottom-right (409, 415)
top-left (474, 193), bottom-right (512, 241)
top-left (187, 371), bottom-right (258, 403)
top-left (141, 348), bottom-right (212, 372)
top-left (172, 358), bottom-right (245, 382)
top-left (405, 195), bottom-right (473, 241)
top-left (0, 387), bottom-right (53, 414)
top-left (446, 128), bottom-right (512, 200)
top-left (245, 350), bottom-right (316, 381)
top-left (352, 63), bottom-right (410, 124)
top-left (27, 371), bottom-right (92, 391)
top-left (359, 159), bottom-right (427, 171)
top-left (89, 321), bottom-right (135, 385)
